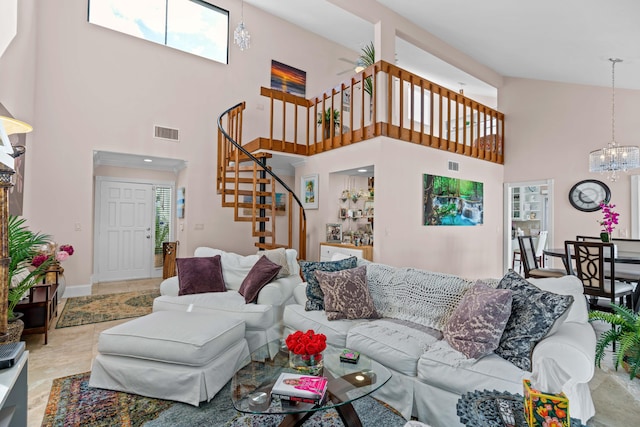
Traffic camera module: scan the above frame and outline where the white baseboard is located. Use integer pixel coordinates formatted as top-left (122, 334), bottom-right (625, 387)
top-left (62, 284), bottom-right (92, 298)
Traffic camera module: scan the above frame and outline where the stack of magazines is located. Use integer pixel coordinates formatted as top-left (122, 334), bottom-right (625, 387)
top-left (271, 372), bottom-right (328, 404)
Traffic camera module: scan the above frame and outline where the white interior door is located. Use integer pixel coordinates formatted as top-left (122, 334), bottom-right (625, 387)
top-left (96, 180), bottom-right (153, 282)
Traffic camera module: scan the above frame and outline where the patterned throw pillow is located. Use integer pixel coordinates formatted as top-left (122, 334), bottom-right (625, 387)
top-left (176, 255), bottom-right (225, 296)
top-left (257, 247), bottom-right (290, 279)
top-left (238, 256), bottom-right (282, 303)
top-left (443, 281), bottom-right (512, 359)
top-left (315, 265), bottom-right (379, 320)
top-left (496, 270), bottom-right (574, 371)
top-left (299, 257), bottom-right (358, 311)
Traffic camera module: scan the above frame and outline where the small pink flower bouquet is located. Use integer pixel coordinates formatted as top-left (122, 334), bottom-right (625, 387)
top-left (32, 243), bottom-right (75, 267)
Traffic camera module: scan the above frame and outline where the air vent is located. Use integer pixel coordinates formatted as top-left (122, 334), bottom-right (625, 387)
top-left (154, 125), bottom-right (179, 141)
top-left (448, 160), bottom-right (459, 172)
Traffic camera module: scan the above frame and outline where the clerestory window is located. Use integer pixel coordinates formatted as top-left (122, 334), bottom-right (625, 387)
top-left (88, 0), bottom-right (229, 64)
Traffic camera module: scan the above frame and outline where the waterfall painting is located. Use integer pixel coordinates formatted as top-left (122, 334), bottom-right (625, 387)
top-left (423, 174), bottom-right (483, 226)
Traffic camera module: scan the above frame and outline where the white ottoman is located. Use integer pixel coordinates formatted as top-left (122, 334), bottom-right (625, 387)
top-left (89, 310), bottom-right (249, 406)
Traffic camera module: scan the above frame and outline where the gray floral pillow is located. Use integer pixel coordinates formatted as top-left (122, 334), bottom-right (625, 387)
top-left (315, 265), bottom-right (379, 321)
top-left (300, 257), bottom-right (358, 311)
top-left (496, 270), bottom-right (574, 371)
top-left (443, 281), bottom-right (512, 359)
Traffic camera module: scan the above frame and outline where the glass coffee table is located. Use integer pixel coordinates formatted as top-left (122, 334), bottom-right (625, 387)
top-left (231, 340), bottom-right (392, 427)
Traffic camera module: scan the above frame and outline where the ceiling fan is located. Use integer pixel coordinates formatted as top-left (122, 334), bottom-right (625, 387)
top-left (336, 57), bottom-right (365, 76)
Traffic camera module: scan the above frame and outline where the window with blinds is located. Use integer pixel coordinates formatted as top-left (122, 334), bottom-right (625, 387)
top-left (155, 187), bottom-right (172, 267)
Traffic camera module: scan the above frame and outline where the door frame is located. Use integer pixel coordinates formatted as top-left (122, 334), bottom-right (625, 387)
top-left (503, 179), bottom-right (554, 273)
top-left (93, 176), bottom-right (175, 282)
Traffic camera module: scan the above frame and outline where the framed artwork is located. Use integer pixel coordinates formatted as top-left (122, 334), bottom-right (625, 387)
top-left (423, 174), bottom-right (483, 226)
top-left (301, 174), bottom-right (319, 209)
top-left (242, 193), bottom-right (286, 216)
top-left (326, 223), bottom-right (342, 243)
top-left (177, 187), bottom-right (185, 219)
top-left (271, 60), bottom-right (306, 97)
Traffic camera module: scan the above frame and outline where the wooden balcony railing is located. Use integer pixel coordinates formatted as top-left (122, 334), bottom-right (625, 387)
top-left (247, 60), bottom-right (504, 164)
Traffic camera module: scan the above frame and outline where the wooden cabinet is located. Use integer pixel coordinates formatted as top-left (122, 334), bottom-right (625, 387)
top-left (320, 243), bottom-right (373, 262)
top-left (16, 281), bottom-right (58, 345)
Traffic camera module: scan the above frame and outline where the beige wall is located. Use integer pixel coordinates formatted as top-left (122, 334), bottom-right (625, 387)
top-left (0, 0), bottom-right (359, 289)
top-left (500, 77), bottom-right (640, 251)
top-left (296, 138), bottom-right (504, 279)
top-left (4, 2), bottom-right (640, 290)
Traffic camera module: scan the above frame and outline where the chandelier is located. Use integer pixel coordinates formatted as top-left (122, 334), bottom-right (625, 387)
top-left (588, 58), bottom-right (640, 182)
top-left (233, 0), bottom-right (250, 51)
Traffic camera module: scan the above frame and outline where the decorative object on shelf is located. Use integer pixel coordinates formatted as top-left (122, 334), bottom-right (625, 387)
top-left (589, 58), bottom-right (640, 182)
top-left (233, 0), bottom-right (250, 51)
top-left (598, 202), bottom-right (618, 242)
top-left (300, 174), bottom-right (319, 209)
top-left (568, 179), bottom-right (610, 212)
top-left (589, 303), bottom-right (640, 380)
top-left (285, 329), bottom-right (327, 376)
top-left (326, 223), bottom-right (342, 243)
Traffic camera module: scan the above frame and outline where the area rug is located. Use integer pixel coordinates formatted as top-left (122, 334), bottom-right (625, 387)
top-left (41, 372), bottom-right (407, 427)
top-left (55, 290), bottom-right (160, 328)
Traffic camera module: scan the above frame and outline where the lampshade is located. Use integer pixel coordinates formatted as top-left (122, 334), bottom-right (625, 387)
top-left (588, 58), bottom-right (640, 181)
top-left (0, 116), bottom-right (32, 135)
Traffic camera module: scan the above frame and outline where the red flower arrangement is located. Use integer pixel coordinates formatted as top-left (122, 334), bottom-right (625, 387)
top-left (285, 329), bottom-right (327, 356)
top-left (32, 243), bottom-right (75, 267)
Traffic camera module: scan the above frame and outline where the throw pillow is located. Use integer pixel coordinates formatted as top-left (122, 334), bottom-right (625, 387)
top-left (496, 270), bottom-right (574, 371)
top-left (176, 255), bottom-right (225, 296)
top-left (315, 265), bottom-right (379, 321)
top-left (299, 257), bottom-right (358, 311)
top-left (257, 247), bottom-right (290, 278)
top-left (443, 281), bottom-right (512, 359)
top-left (238, 256), bottom-right (282, 303)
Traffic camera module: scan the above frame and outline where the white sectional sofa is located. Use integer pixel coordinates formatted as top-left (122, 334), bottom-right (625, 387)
top-left (154, 246), bottom-right (302, 353)
top-left (283, 259), bottom-right (596, 426)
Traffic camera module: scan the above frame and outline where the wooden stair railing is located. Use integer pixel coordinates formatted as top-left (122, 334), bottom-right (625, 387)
top-left (217, 102), bottom-right (307, 259)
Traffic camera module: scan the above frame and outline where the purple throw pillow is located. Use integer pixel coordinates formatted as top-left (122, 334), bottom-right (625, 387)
top-left (443, 281), bottom-right (513, 359)
top-left (238, 256), bottom-right (282, 303)
top-left (315, 265), bottom-right (379, 321)
top-left (177, 255), bottom-right (225, 296)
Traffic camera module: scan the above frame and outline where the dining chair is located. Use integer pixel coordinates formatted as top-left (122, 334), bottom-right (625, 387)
top-left (564, 240), bottom-right (635, 311)
top-left (517, 236), bottom-right (566, 279)
top-left (513, 232), bottom-right (549, 273)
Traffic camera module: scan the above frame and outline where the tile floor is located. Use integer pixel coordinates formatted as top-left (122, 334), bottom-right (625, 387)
top-left (23, 279), bottom-right (640, 426)
top-left (24, 278), bottom-right (162, 427)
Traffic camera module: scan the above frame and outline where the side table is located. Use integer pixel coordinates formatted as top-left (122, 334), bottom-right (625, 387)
top-left (15, 283), bottom-right (58, 344)
top-left (457, 389), bottom-right (584, 427)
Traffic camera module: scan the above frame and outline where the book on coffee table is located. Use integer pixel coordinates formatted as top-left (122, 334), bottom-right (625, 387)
top-left (271, 372), bottom-right (328, 404)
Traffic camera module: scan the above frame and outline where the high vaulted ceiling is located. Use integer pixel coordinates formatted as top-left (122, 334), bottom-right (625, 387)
top-left (244, 0), bottom-right (640, 95)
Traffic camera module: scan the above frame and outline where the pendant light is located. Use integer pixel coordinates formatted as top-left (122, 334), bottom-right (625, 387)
top-left (233, 0), bottom-right (251, 51)
top-left (588, 58), bottom-right (640, 182)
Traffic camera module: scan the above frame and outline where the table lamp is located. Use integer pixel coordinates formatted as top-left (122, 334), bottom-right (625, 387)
top-left (0, 116), bottom-right (32, 350)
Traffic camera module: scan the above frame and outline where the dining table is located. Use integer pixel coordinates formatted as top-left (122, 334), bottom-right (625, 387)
top-left (543, 247), bottom-right (640, 282)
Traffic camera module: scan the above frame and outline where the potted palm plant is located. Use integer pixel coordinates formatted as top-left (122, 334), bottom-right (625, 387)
top-left (359, 42), bottom-right (375, 97)
top-left (7, 216), bottom-right (53, 341)
top-left (589, 303), bottom-right (640, 379)
top-left (317, 108), bottom-right (340, 139)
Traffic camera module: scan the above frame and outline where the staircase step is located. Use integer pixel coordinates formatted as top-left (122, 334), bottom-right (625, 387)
top-left (224, 189), bottom-right (272, 197)
top-left (253, 231), bottom-right (273, 237)
top-left (236, 217), bottom-right (270, 222)
top-left (223, 177), bottom-right (271, 184)
top-left (236, 203), bottom-right (272, 209)
top-left (224, 166), bottom-right (272, 172)
top-left (255, 243), bottom-right (290, 250)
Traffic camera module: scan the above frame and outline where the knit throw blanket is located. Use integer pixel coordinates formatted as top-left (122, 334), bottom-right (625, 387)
top-left (366, 263), bottom-right (474, 331)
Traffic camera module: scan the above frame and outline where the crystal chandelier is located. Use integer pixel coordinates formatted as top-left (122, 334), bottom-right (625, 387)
top-left (233, 0), bottom-right (250, 51)
top-left (589, 58), bottom-right (640, 182)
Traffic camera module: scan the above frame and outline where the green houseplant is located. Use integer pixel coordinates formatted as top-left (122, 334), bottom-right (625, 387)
top-left (359, 42), bottom-right (375, 97)
top-left (7, 215), bottom-right (53, 321)
top-left (317, 108), bottom-right (340, 139)
top-left (589, 303), bottom-right (640, 379)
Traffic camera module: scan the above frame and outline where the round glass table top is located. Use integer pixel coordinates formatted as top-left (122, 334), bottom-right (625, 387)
top-left (231, 340), bottom-right (392, 416)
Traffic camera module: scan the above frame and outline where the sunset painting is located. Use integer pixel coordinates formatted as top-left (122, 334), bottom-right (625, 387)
top-left (271, 60), bottom-right (306, 97)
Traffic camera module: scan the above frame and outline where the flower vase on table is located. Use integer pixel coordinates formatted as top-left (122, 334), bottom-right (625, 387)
top-left (285, 329), bottom-right (327, 376)
top-left (289, 351), bottom-right (324, 376)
